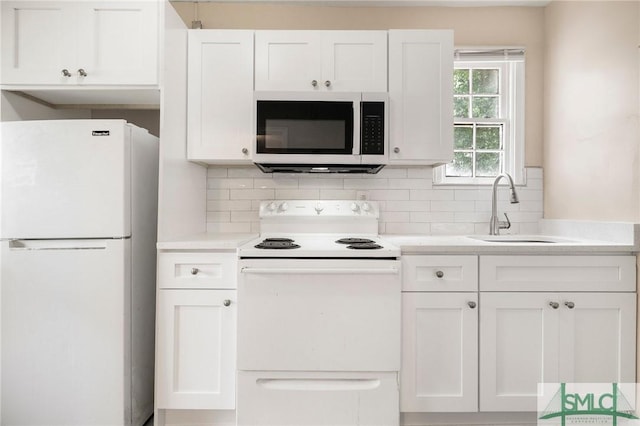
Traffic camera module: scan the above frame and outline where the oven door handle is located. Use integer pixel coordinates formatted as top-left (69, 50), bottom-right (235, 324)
top-left (240, 267), bottom-right (399, 275)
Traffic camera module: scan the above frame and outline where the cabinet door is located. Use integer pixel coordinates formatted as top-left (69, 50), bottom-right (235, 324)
top-left (558, 292), bottom-right (636, 384)
top-left (321, 31), bottom-right (387, 92)
top-left (1, 1), bottom-right (76, 85)
top-left (479, 292), bottom-right (559, 412)
top-left (156, 289), bottom-right (237, 409)
top-left (401, 293), bottom-right (478, 412)
top-left (187, 30), bottom-right (254, 163)
top-left (255, 31), bottom-right (322, 91)
top-left (388, 30), bottom-right (454, 165)
top-left (75, 1), bottom-right (158, 85)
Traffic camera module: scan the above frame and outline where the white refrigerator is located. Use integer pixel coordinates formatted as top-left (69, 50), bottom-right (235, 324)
top-left (0, 120), bottom-right (159, 426)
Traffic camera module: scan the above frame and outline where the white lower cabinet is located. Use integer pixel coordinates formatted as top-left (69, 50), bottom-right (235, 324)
top-left (401, 292), bottom-right (478, 412)
top-left (480, 291), bottom-right (636, 412)
top-left (401, 254), bottom-right (636, 415)
top-left (156, 289), bottom-right (237, 410)
top-left (400, 255), bottom-right (478, 412)
top-left (155, 251), bottom-right (238, 411)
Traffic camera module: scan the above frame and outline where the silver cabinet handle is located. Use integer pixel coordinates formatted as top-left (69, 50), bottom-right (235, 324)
top-left (78, 68), bottom-right (87, 77)
top-left (549, 301), bottom-right (559, 309)
top-left (393, 147), bottom-right (400, 154)
top-left (223, 299), bottom-right (231, 307)
top-left (242, 147), bottom-right (249, 155)
top-left (324, 80), bottom-right (331, 87)
top-left (565, 301), bottom-right (575, 309)
top-left (435, 270), bottom-right (444, 278)
top-left (191, 267), bottom-right (199, 275)
top-left (311, 80), bottom-right (318, 87)
top-left (468, 301), bottom-right (477, 309)
top-left (61, 69), bottom-right (72, 77)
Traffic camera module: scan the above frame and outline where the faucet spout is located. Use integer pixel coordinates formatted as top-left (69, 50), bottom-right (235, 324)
top-left (489, 173), bottom-right (519, 235)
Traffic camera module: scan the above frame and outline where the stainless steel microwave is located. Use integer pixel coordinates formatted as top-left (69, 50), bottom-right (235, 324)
top-left (253, 92), bottom-right (388, 173)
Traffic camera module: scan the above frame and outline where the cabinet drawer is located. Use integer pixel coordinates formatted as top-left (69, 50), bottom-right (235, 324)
top-left (402, 255), bottom-right (478, 291)
top-left (158, 252), bottom-right (237, 289)
top-left (480, 255), bottom-right (636, 292)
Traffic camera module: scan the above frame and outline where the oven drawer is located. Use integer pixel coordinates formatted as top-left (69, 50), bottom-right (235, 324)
top-left (238, 258), bottom-right (401, 371)
top-left (158, 252), bottom-right (237, 289)
top-left (237, 371), bottom-right (399, 426)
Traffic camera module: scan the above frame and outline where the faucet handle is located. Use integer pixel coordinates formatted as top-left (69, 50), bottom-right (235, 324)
top-left (498, 213), bottom-right (512, 230)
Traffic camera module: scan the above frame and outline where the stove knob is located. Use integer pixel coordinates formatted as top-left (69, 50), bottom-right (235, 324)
top-left (279, 202), bottom-right (289, 212)
top-left (315, 203), bottom-right (324, 214)
top-left (361, 202), bottom-right (371, 213)
top-left (266, 202), bottom-right (277, 212)
top-left (350, 202), bottom-right (360, 212)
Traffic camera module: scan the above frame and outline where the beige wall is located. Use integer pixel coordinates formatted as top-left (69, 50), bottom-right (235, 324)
top-left (170, 1), bottom-right (545, 167)
top-left (544, 1), bottom-right (640, 221)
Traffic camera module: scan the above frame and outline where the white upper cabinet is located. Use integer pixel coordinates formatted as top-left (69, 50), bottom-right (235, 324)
top-left (1, 1), bottom-right (159, 86)
top-left (187, 30), bottom-right (254, 163)
top-left (255, 30), bottom-right (387, 92)
top-left (388, 30), bottom-right (453, 165)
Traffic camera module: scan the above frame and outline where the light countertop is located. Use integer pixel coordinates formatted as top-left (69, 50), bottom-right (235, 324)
top-left (157, 233), bottom-right (259, 250)
top-left (380, 234), bottom-right (638, 255)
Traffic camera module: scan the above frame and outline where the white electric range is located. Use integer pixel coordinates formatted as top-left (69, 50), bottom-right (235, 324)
top-left (236, 200), bottom-right (401, 426)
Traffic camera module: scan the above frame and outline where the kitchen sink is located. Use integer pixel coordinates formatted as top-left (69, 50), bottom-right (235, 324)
top-left (467, 235), bottom-right (565, 243)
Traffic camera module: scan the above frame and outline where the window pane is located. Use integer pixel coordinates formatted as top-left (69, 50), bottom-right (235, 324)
top-left (454, 126), bottom-right (473, 149)
top-left (454, 97), bottom-right (469, 118)
top-left (472, 97), bottom-right (499, 118)
top-left (472, 69), bottom-right (499, 94)
top-left (476, 126), bottom-right (501, 150)
top-left (454, 69), bottom-right (470, 95)
top-left (476, 152), bottom-right (501, 177)
top-left (446, 152), bottom-right (473, 177)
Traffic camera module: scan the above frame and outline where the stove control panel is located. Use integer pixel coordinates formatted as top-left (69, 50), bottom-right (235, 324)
top-left (259, 200), bottom-right (379, 218)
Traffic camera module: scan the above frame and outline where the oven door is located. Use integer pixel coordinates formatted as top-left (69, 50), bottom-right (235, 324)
top-left (237, 258), bottom-right (401, 372)
top-left (253, 92), bottom-right (362, 165)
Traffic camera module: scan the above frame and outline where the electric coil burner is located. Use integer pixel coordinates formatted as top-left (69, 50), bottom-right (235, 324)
top-left (254, 237), bottom-right (300, 250)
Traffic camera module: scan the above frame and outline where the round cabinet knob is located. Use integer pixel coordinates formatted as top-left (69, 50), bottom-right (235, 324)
top-left (393, 147), bottom-right (400, 154)
top-left (242, 147), bottom-right (249, 155)
top-left (223, 299), bottom-right (231, 307)
top-left (311, 80), bottom-right (318, 87)
top-left (61, 69), bottom-right (72, 77)
top-left (435, 270), bottom-right (444, 278)
top-left (350, 202), bottom-right (360, 212)
top-left (565, 301), bottom-right (575, 309)
top-left (78, 68), bottom-right (87, 77)
top-left (324, 80), bottom-right (331, 87)
top-left (280, 202), bottom-right (289, 212)
top-left (468, 301), bottom-right (477, 309)
top-left (191, 267), bottom-right (199, 275)
top-left (549, 301), bottom-right (559, 309)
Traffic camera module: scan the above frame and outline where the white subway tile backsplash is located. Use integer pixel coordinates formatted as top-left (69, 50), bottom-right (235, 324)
top-left (275, 189), bottom-right (320, 199)
top-left (205, 166), bottom-right (543, 235)
top-left (230, 188), bottom-right (275, 200)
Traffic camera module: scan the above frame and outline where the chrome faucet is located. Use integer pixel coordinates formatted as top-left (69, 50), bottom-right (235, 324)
top-left (489, 173), bottom-right (520, 235)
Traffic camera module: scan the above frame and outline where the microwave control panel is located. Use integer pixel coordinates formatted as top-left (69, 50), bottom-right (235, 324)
top-left (360, 101), bottom-right (385, 155)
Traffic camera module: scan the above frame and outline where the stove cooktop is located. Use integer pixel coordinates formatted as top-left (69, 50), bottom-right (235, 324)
top-left (240, 234), bottom-right (400, 258)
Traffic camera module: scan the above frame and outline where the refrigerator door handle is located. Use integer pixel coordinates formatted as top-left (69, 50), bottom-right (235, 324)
top-left (8, 239), bottom-right (109, 251)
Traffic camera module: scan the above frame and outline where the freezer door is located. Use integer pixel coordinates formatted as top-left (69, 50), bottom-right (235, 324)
top-left (1, 120), bottom-right (131, 238)
top-left (1, 238), bottom-right (133, 425)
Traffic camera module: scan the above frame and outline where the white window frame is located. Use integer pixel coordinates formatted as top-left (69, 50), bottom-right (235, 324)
top-left (434, 51), bottom-right (526, 186)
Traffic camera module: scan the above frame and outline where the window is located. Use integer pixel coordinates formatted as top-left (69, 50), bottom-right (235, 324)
top-left (434, 48), bottom-right (525, 185)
